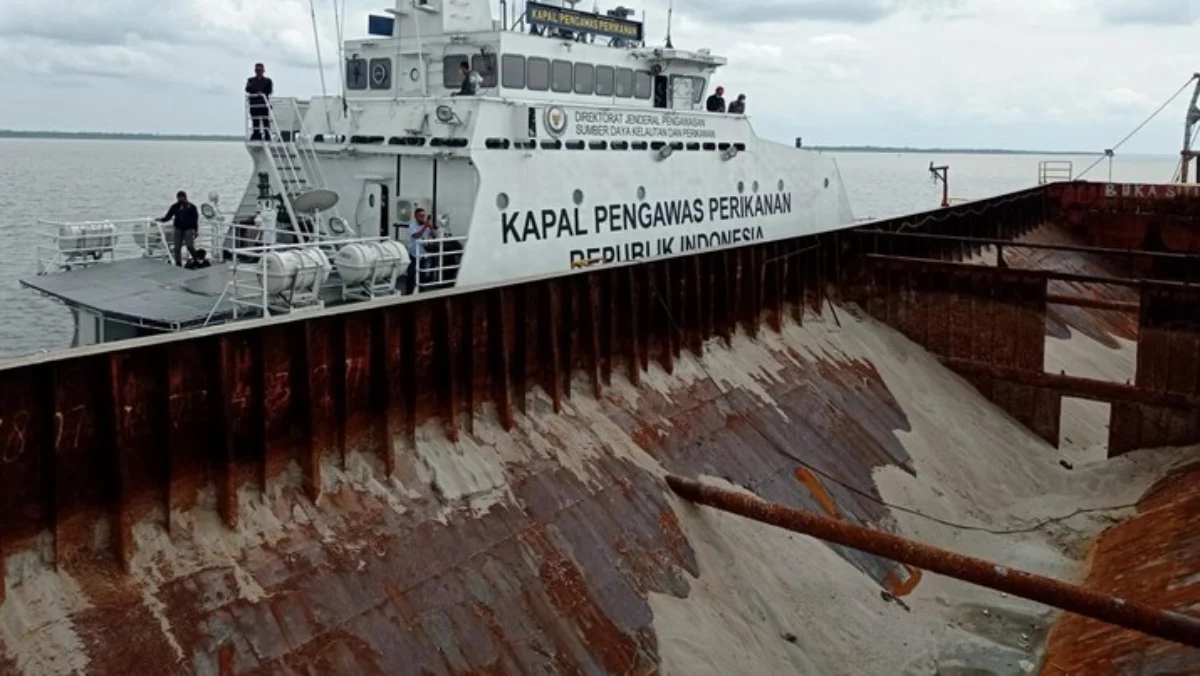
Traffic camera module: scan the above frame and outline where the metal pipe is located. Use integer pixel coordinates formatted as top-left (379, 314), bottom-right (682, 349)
top-left (856, 229), bottom-right (1200, 262)
top-left (664, 475), bottom-right (1200, 649)
top-left (1044, 294), bottom-right (1141, 313)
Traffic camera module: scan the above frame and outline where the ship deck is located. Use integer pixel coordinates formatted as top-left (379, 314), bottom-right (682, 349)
top-left (19, 257), bottom-right (238, 330)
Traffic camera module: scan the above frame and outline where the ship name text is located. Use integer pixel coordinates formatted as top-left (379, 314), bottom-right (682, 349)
top-left (499, 191), bottom-right (792, 265)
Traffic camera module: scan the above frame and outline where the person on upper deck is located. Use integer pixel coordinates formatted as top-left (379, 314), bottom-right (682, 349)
top-left (159, 191), bottom-right (200, 267)
top-left (245, 63), bottom-right (274, 140)
top-left (451, 61), bottom-right (481, 97)
top-left (706, 86), bottom-right (726, 113)
top-left (728, 94), bottom-right (746, 114)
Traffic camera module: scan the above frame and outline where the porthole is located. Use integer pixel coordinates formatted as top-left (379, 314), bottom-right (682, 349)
top-left (737, 181), bottom-right (745, 194)
top-left (573, 189), bottom-right (584, 205)
top-left (496, 192), bottom-right (509, 210)
top-left (752, 180), bottom-right (759, 193)
top-left (778, 179), bottom-right (785, 192)
top-left (637, 186), bottom-right (646, 201)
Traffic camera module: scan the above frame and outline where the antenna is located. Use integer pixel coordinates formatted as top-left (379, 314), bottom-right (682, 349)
top-left (665, 0), bottom-right (674, 48)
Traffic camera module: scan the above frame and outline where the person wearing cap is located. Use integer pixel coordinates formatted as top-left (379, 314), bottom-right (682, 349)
top-left (728, 94), bottom-right (747, 114)
top-left (158, 191), bottom-right (201, 267)
top-left (706, 85), bottom-right (726, 113)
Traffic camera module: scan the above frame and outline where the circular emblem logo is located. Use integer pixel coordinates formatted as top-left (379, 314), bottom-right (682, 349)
top-left (545, 106), bottom-right (568, 138)
top-left (370, 62), bottom-right (389, 87)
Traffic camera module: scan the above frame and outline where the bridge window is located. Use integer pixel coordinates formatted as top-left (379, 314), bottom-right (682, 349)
top-left (502, 54), bottom-right (525, 88)
top-left (595, 66), bottom-right (614, 96)
top-left (472, 53), bottom-right (499, 88)
top-left (527, 57), bottom-right (550, 91)
top-left (574, 63), bottom-right (594, 95)
top-left (346, 57), bottom-right (368, 90)
top-left (691, 76), bottom-right (706, 103)
top-left (552, 59), bottom-right (573, 93)
top-left (443, 54), bottom-right (468, 88)
top-left (615, 68), bottom-right (633, 98)
top-left (633, 70), bottom-right (652, 99)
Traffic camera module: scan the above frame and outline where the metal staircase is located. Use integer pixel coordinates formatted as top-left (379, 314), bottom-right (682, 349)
top-left (254, 98), bottom-right (341, 242)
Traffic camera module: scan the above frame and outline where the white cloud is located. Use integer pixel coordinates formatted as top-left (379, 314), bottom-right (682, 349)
top-left (1097, 0), bottom-right (1200, 25)
top-left (0, 0), bottom-right (1198, 153)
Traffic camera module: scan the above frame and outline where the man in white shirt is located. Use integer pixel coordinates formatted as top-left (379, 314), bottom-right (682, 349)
top-left (404, 208), bottom-right (438, 292)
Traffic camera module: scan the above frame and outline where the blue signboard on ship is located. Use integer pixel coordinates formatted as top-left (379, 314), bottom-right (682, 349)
top-left (526, 1), bottom-right (643, 41)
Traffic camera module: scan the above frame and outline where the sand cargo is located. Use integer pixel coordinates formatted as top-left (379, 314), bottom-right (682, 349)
top-left (0, 180), bottom-right (1199, 674)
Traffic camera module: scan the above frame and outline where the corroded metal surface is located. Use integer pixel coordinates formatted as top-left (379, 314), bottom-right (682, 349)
top-left (0, 181), bottom-right (1199, 673)
top-left (846, 183), bottom-right (1200, 456)
top-left (1043, 463), bottom-right (1200, 673)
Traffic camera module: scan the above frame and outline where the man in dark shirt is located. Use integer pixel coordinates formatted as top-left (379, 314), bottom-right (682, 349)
top-left (245, 63), bottom-right (274, 140)
top-left (706, 85), bottom-right (726, 113)
top-left (159, 191), bottom-right (201, 267)
top-left (728, 94), bottom-right (746, 114)
top-left (451, 61), bottom-right (477, 96)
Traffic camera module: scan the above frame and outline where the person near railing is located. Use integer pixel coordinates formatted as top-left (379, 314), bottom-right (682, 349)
top-left (158, 191), bottom-right (200, 267)
top-left (402, 207), bottom-right (439, 293)
top-left (728, 94), bottom-right (746, 114)
top-left (245, 62), bottom-right (274, 140)
top-left (705, 85), bottom-right (726, 113)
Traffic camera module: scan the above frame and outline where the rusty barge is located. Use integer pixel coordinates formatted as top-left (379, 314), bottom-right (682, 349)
top-left (1, 179), bottom-right (1200, 674)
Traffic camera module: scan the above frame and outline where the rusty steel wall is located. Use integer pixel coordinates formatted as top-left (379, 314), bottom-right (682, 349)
top-left (1048, 182), bottom-right (1200, 262)
top-left (0, 240), bottom-right (832, 598)
top-left (846, 183), bottom-right (1200, 456)
top-left (854, 256), bottom-right (1061, 444)
top-left (1042, 463), bottom-right (1200, 674)
top-left (1110, 286), bottom-right (1200, 455)
top-left (0, 236), bottom-right (947, 674)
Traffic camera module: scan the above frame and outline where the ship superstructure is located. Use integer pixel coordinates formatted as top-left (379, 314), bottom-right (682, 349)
top-left (20, 0), bottom-right (854, 347)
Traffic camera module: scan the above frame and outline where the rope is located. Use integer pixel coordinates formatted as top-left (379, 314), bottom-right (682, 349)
top-left (1077, 75), bottom-right (1198, 180)
top-left (332, 0), bottom-right (347, 104)
top-left (308, 0), bottom-right (334, 135)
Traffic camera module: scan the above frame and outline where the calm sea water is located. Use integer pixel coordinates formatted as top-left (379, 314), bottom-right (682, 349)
top-left (0, 138), bottom-right (1179, 359)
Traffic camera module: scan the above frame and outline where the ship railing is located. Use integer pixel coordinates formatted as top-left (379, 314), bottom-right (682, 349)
top-left (1038, 160), bottom-right (1074, 185)
top-left (223, 230), bottom-right (406, 320)
top-left (35, 215), bottom-right (239, 275)
top-left (413, 235), bottom-right (467, 294)
top-left (36, 217), bottom-right (202, 274)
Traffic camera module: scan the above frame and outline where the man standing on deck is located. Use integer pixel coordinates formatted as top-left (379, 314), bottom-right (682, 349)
top-left (245, 63), bottom-right (274, 140)
top-left (706, 85), bottom-right (726, 113)
top-left (158, 191), bottom-right (200, 267)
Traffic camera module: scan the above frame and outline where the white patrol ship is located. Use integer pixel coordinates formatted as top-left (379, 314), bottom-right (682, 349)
top-left (21, 0), bottom-right (855, 347)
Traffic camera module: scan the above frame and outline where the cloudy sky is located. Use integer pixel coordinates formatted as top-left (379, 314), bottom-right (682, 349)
top-left (0, 0), bottom-right (1197, 152)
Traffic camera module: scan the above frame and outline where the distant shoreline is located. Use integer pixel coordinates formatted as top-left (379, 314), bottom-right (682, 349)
top-left (0, 130), bottom-right (1099, 155)
top-left (0, 130), bottom-right (242, 142)
top-left (805, 145), bottom-right (1095, 156)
